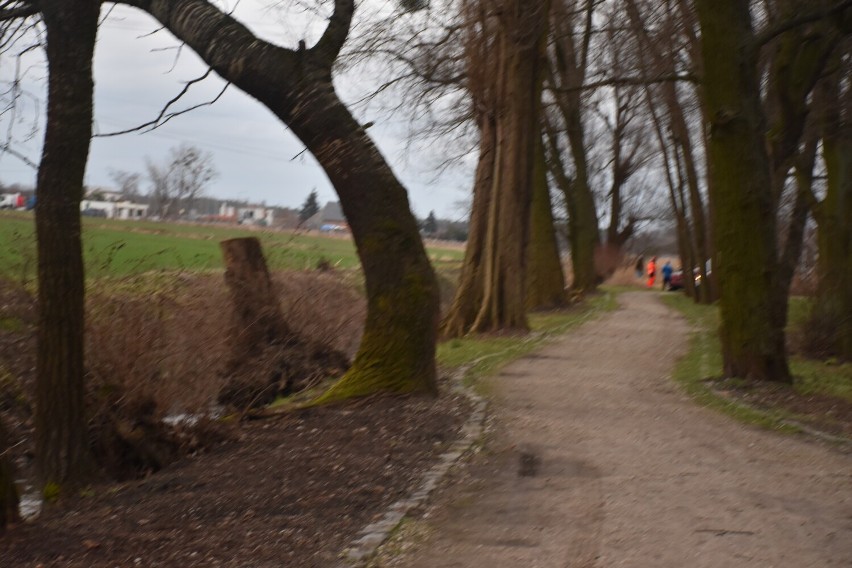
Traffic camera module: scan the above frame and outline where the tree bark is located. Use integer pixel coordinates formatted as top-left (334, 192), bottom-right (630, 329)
top-left (442, 0), bottom-right (550, 336)
top-left (0, 417), bottom-right (19, 531)
top-left (123, 0), bottom-right (440, 400)
top-left (469, 1), bottom-right (550, 333)
top-left (695, 0), bottom-right (792, 383)
top-left (765, 1), bottom-right (843, 328)
top-left (526, 132), bottom-right (567, 310)
top-left (441, 112), bottom-right (494, 337)
top-left (813, 57), bottom-right (852, 360)
top-left (644, 83), bottom-right (699, 301)
top-left (547, 0), bottom-right (601, 294)
top-left (34, 0), bottom-right (100, 491)
top-left (220, 237), bottom-right (290, 354)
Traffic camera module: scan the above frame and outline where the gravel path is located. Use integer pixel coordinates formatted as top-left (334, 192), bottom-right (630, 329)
top-left (372, 291), bottom-right (852, 567)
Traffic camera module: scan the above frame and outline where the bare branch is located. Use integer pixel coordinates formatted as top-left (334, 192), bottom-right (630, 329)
top-left (95, 70), bottom-right (230, 137)
top-left (551, 72), bottom-right (697, 94)
top-left (0, 1), bottom-right (38, 22)
top-left (754, 0), bottom-right (852, 47)
top-left (0, 141), bottom-right (36, 168)
top-left (312, 0), bottom-right (354, 67)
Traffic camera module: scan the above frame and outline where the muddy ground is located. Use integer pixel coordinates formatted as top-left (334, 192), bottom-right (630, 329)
top-left (0, 390), bottom-right (471, 567)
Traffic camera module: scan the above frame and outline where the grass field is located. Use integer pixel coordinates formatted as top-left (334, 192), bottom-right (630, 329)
top-left (0, 211), bottom-right (465, 281)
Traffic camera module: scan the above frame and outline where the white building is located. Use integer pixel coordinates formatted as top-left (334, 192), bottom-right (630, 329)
top-left (219, 202), bottom-right (275, 226)
top-left (81, 199), bottom-right (148, 220)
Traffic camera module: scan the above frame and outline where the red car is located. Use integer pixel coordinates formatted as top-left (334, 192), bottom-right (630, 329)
top-left (668, 269), bottom-right (685, 291)
top-left (668, 265), bottom-right (710, 292)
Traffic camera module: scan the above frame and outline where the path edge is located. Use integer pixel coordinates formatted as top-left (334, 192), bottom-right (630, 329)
top-left (337, 385), bottom-right (488, 567)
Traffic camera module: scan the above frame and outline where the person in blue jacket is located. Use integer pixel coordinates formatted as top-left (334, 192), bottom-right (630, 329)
top-left (662, 260), bottom-right (674, 290)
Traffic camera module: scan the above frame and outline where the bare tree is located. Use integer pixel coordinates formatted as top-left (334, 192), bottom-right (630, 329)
top-left (441, 0), bottom-right (551, 337)
top-left (627, 0), bottom-right (714, 302)
top-left (108, 169), bottom-right (143, 201)
top-left (146, 144), bottom-right (217, 219)
top-left (0, 0), bottom-right (100, 496)
top-left (693, 0), bottom-right (848, 382)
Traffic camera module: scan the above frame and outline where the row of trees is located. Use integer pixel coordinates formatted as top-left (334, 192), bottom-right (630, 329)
top-left (0, 0), bottom-right (849, 530)
top-left (357, 0), bottom-right (849, 359)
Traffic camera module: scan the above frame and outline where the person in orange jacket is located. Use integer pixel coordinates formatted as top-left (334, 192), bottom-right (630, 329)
top-left (647, 256), bottom-right (657, 287)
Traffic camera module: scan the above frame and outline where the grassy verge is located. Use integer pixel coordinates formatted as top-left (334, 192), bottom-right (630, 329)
top-left (437, 290), bottom-right (619, 392)
top-left (660, 294), bottom-right (796, 431)
top-left (660, 293), bottom-right (852, 436)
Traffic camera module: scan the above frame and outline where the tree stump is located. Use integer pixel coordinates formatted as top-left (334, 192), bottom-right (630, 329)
top-left (218, 238), bottom-right (349, 409)
top-left (220, 237), bottom-right (291, 355)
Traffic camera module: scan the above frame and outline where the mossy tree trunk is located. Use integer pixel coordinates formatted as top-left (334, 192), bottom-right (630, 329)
top-left (813, 58), bottom-right (852, 360)
top-left (547, 0), bottom-right (600, 294)
top-left (125, 0), bottom-right (439, 401)
top-left (526, 132), bottom-right (566, 310)
top-left (695, 0), bottom-right (792, 383)
top-left (442, 0), bottom-right (550, 336)
top-left (34, 0), bottom-right (100, 492)
top-left (765, 2), bottom-right (842, 316)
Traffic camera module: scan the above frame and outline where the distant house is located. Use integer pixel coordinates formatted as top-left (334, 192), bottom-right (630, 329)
top-left (305, 201), bottom-right (349, 233)
top-left (80, 199), bottom-right (148, 220)
top-left (218, 202), bottom-right (275, 226)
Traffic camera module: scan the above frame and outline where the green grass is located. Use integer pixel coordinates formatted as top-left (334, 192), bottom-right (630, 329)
top-left (0, 211), bottom-right (464, 281)
top-left (786, 295), bottom-right (812, 328)
top-left (659, 294), bottom-right (793, 430)
top-left (660, 293), bottom-right (852, 433)
top-left (793, 359), bottom-right (852, 400)
top-left (437, 290), bottom-right (619, 389)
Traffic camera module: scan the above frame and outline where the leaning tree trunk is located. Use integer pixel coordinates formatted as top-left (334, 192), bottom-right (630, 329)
top-left (124, 0), bottom-right (439, 401)
top-left (286, 83), bottom-right (439, 402)
top-left (34, 0), bottom-right (100, 492)
top-left (667, 88), bottom-right (713, 303)
top-left (526, 132), bottom-right (566, 310)
top-left (695, 0), bottom-right (791, 383)
top-left (765, 7), bottom-right (841, 337)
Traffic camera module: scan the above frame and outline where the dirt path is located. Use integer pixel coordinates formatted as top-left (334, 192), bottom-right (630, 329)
top-left (373, 292), bottom-right (852, 567)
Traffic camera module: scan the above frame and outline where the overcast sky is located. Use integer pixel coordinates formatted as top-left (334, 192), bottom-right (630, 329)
top-left (0, 1), bottom-right (471, 219)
